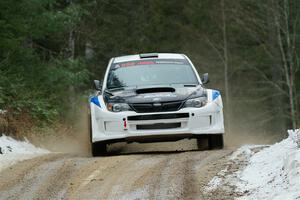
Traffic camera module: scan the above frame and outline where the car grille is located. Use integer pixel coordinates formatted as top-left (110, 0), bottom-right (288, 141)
top-left (127, 113), bottom-right (189, 121)
top-left (129, 101), bottom-right (183, 113)
top-left (136, 122), bottom-right (181, 130)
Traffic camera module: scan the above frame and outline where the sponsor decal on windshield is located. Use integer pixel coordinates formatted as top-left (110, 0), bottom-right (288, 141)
top-left (155, 61), bottom-right (185, 64)
top-left (136, 61), bottom-right (156, 65)
top-left (112, 59), bottom-right (188, 69)
top-left (120, 62), bottom-right (136, 67)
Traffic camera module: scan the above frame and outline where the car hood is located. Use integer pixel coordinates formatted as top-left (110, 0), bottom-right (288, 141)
top-left (104, 85), bottom-right (206, 104)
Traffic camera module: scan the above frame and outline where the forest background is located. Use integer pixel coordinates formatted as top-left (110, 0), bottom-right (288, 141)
top-left (1, 0), bottom-right (299, 143)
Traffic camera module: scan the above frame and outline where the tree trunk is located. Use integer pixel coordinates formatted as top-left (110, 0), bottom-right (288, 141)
top-left (68, 0), bottom-right (76, 114)
top-left (268, 0), bottom-right (286, 133)
top-left (221, 0), bottom-right (230, 132)
top-left (275, 0), bottom-right (298, 129)
top-left (85, 41), bottom-right (94, 60)
top-left (68, 30), bottom-right (75, 60)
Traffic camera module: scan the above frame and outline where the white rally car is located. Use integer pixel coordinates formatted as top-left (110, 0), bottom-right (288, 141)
top-left (89, 53), bottom-right (224, 156)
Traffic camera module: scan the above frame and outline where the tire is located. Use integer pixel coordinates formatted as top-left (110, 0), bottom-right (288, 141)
top-left (89, 113), bottom-right (108, 156)
top-left (208, 134), bottom-right (224, 149)
top-left (197, 134), bottom-right (224, 150)
top-left (92, 142), bottom-right (107, 156)
top-left (88, 113), bottom-right (92, 143)
top-left (196, 136), bottom-right (209, 150)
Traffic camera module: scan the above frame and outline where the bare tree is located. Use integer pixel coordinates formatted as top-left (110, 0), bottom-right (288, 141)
top-left (221, 0), bottom-right (230, 132)
top-left (273, 0), bottom-right (299, 129)
top-left (229, 0), bottom-right (299, 130)
top-left (267, 0), bottom-right (285, 133)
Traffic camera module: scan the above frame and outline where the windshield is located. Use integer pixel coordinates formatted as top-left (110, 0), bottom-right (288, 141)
top-left (106, 59), bottom-right (199, 89)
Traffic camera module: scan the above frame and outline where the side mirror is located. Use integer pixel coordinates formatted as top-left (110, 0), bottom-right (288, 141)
top-left (94, 80), bottom-right (102, 91)
top-left (201, 73), bottom-right (209, 84)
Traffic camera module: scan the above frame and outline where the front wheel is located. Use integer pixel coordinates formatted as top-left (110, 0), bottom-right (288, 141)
top-left (209, 134), bottom-right (224, 149)
top-left (92, 142), bottom-right (107, 156)
top-left (197, 134), bottom-right (224, 150)
top-left (196, 136), bottom-right (209, 150)
top-left (89, 113), bottom-right (108, 156)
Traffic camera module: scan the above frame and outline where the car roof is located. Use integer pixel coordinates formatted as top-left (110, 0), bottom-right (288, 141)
top-left (113, 53), bottom-right (186, 63)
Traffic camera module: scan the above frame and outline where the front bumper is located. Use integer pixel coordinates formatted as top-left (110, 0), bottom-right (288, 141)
top-left (90, 100), bottom-right (224, 143)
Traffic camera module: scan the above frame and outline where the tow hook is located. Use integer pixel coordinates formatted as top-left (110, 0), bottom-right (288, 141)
top-left (123, 118), bottom-right (127, 130)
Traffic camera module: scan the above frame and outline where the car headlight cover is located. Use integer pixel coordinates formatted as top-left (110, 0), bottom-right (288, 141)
top-left (107, 103), bottom-right (131, 112)
top-left (184, 97), bottom-right (207, 108)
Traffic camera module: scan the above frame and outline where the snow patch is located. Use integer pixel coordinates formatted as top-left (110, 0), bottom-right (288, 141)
top-left (205, 130), bottom-right (300, 199)
top-left (204, 145), bottom-right (267, 194)
top-left (0, 135), bottom-right (49, 171)
top-left (289, 129), bottom-right (300, 148)
top-left (236, 129), bottom-right (300, 200)
top-left (206, 176), bottom-right (223, 191)
top-left (230, 145), bottom-right (266, 160)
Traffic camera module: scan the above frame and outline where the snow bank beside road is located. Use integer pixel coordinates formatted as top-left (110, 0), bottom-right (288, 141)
top-left (205, 129), bottom-right (300, 200)
top-left (0, 135), bottom-right (49, 171)
top-left (236, 129), bottom-right (300, 200)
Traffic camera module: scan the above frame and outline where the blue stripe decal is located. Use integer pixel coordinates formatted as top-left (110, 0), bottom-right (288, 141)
top-left (212, 90), bottom-right (220, 101)
top-left (90, 96), bottom-right (101, 107)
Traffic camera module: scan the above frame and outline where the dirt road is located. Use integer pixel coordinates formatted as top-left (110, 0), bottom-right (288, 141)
top-left (0, 142), bottom-right (233, 200)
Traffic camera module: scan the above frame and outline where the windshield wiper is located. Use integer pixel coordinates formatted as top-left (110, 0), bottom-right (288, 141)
top-left (183, 84), bottom-right (197, 87)
top-left (104, 90), bottom-right (114, 96)
top-left (106, 87), bottom-right (125, 91)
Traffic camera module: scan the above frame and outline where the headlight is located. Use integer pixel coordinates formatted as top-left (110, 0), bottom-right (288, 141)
top-left (184, 97), bottom-right (207, 108)
top-left (107, 103), bottom-right (131, 112)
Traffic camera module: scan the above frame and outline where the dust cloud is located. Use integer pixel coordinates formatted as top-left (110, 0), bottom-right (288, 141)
top-left (29, 106), bottom-right (91, 156)
top-left (29, 103), bottom-right (285, 156)
top-left (29, 106), bottom-right (199, 155)
top-left (224, 116), bottom-right (285, 148)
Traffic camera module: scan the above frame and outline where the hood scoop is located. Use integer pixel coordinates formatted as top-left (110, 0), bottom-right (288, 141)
top-left (135, 87), bottom-right (175, 94)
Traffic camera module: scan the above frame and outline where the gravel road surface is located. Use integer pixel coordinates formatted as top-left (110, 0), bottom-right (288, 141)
top-left (0, 141), bottom-right (233, 200)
